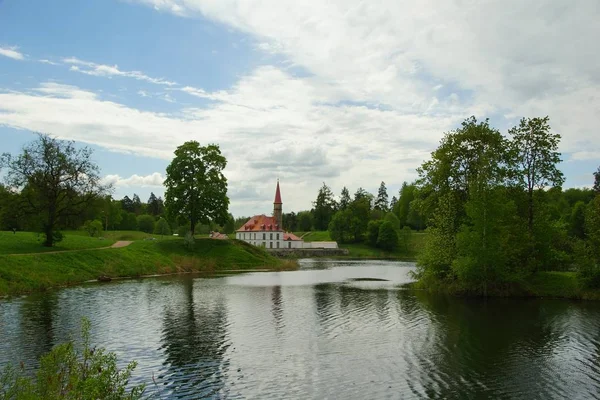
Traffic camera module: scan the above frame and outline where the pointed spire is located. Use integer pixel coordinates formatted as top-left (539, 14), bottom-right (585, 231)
top-left (274, 179), bottom-right (282, 204)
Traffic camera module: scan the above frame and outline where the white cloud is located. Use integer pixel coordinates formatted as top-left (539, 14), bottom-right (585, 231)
top-left (0, 78), bottom-right (452, 216)
top-left (63, 57), bottom-right (177, 86)
top-left (102, 172), bottom-right (165, 188)
top-left (38, 59), bottom-right (59, 65)
top-left (0, 46), bottom-right (25, 60)
top-left (3, 0), bottom-right (600, 214)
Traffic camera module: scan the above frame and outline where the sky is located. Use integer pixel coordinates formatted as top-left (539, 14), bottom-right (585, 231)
top-left (0, 0), bottom-right (599, 218)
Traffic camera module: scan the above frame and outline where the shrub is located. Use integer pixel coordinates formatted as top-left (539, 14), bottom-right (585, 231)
top-left (136, 214), bottom-right (155, 234)
top-left (367, 220), bottom-right (383, 247)
top-left (154, 218), bottom-right (171, 236)
top-left (0, 318), bottom-right (145, 399)
top-left (83, 219), bottom-right (103, 237)
top-left (377, 221), bottom-right (398, 251)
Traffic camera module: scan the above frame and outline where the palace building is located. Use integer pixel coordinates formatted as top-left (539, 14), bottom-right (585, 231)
top-left (235, 181), bottom-right (304, 249)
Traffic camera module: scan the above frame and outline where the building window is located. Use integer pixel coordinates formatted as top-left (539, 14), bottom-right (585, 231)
top-left (270, 233), bottom-right (273, 240)
top-left (254, 233), bottom-right (256, 239)
top-left (277, 233), bottom-right (279, 240)
top-left (277, 242), bottom-right (280, 248)
top-left (262, 242), bottom-right (266, 247)
top-left (270, 242), bottom-right (273, 248)
top-left (263, 233), bottom-right (266, 240)
top-left (288, 242), bottom-right (291, 249)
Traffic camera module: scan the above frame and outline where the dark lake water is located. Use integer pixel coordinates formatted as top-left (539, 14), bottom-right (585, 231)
top-left (1, 259), bottom-right (600, 399)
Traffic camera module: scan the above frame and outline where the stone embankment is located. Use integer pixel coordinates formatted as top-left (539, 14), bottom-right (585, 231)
top-left (267, 248), bottom-right (349, 257)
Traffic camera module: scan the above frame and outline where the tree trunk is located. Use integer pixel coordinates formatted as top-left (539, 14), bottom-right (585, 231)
top-left (190, 218), bottom-right (195, 236)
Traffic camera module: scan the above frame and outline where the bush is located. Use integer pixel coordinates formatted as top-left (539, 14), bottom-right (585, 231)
top-left (367, 220), bottom-right (384, 247)
top-left (83, 219), bottom-right (103, 237)
top-left (177, 225), bottom-right (190, 237)
top-left (0, 318), bottom-right (145, 399)
top-left (154, 218), bottom-right (171, 236)
top-left (136, 214), bottom-right (155, 234)
top-left (377, 221), bottom-right (398, 251)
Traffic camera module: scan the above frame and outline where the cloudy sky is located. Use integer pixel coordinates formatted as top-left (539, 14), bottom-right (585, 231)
top-left (1, 0), bottom-right (598, 217)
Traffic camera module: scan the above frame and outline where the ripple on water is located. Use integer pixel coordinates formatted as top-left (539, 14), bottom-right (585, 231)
top-left (2, 261), bottom-right (600, 399)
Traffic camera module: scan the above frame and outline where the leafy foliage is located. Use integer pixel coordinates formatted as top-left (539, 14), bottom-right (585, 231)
top-left (312, 183), bottom-right (337, 230)
top-left (164, 141), bottom-right (229, 235)
top-left (136, 214), bottom-right (155, 234)
top-left (154, 218), bottom-right (171, 236)
top-left (0, 318), bottom-right (145, 399)
top-left (83, 220), bottom-right (103, 237)
top-left (377, 221), bottom-right (398, 251)
top-left (0, 134), bottom-right (110, 246)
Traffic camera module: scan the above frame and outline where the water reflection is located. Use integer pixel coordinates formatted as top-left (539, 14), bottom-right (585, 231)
top-left (1, 260), bottom-right (600, 399)
top-left (158, 277), bottom-right (229, 398)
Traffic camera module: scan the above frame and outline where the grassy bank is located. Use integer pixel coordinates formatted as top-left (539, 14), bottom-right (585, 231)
top-left (412, 271), bottom-right (600, 301)
top-left (0, 238), bottom-right (292, 297)
top-left (294, 230), bottom-right (427, 259)
top-left (0, 231), bottom-right (116, 254)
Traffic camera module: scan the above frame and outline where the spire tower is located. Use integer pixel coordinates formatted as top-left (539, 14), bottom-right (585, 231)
top-left (273, 180), bottom-right (283, 228)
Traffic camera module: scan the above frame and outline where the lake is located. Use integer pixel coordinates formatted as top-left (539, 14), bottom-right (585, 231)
top-left (1, 259), bottom-right (600, 399)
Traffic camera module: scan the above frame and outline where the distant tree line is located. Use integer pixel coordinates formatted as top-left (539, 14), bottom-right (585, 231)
top-left (0, 135), bottom-right (235, 246)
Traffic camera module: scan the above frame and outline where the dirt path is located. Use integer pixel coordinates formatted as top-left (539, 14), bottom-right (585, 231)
top-left (7, 240), bottom-right (134, 256)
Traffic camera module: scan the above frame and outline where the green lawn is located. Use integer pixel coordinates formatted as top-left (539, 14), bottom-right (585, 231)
top-left (63, 230), bottom-right (171, 241)
top-left (292, 230), bottom-right (427, 259)
top-left (0, 238), bottom-right (291, 296)
top-left (0, 231), bottom-right (116, 254)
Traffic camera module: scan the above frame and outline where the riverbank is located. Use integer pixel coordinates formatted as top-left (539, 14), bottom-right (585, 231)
top-left (0, 238), bottom-right (294, 297)
top-left (410, 271), bottom-right (600, 301)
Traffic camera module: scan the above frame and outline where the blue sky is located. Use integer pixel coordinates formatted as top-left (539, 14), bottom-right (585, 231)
top-left (1, 0), bottom-right (599, 216)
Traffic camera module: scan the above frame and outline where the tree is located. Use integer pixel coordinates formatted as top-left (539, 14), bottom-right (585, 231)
top-left (121, 195), bottom-right (134, 213)
top-left (329, 209), bottom-right (352, 243)
top-left (384, 212), bottom-right (401, 231)
top-left (147, 192), bottom-right (160, 215)
top-left (339, 187), bottom-right (351, 210)
top-left (594, 166), bottom-right (600, 194)
top-left (377, 221), bottom-right (398, 251)
top-left (395, 182), bottom-right (415, 227)
top-left (390, 195), bottom-right (398, 211)
top-left (154, 217), bottom-right (171, 236)
top-left (313, 183), bottom-right (337, 230)
top-left (131, 194), bottom-right (143, 215)
top-left (222, 213), bottom-right (235, 234)
top-left (367, 220), bottom-right (384, 246)
top-left (83, 219), bottom-right (103, 237)
top-left (509, 116), bottom-right (564, 233)
top-left (136, 214), bottom-right (155, 233)
top-left (415, 117), bottom-right (512, 284)
top-left (282, 212), bottom-right (298, 231)
top-left (569, 201), bottom-right (586, 239)
top-left (297, 211), bottom-right (313, 232)
top-left (164, 141), bottom-right (229, 236)
top-left (1, 134), bottom-right (109, 246)
top-left (374, 181), bottom-right (389, 212)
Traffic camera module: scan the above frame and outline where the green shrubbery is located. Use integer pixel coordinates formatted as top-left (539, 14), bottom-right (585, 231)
top-left (0, 318), bottom-right (145, 399)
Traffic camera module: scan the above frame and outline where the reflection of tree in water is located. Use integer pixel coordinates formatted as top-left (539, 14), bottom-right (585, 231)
top-left (407, 291), bottom-right (575, 399)
top-left (271, 285), bottom-right (284, 333)
top-left (18, 291), bottom-right (59, 369)
top-left (158, 277), bottom-right (229, 398)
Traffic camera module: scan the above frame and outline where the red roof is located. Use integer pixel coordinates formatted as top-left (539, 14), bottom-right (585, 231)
top-left (237, 214), bottom-right (282, 232)
top-left (283, 232), bottom-right (302, 241)
top-left (274, 181), bottom-right (282, 204)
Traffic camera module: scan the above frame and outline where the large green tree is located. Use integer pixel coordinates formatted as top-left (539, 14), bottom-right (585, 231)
top-left (594, 166), bottom-right (600, 194)
top-left (374, 181), bottom-right (389, 212)
top-left (509, 116), bottom-right (564, 232)
top-left (313, 183), bottom-right (337, 230)
top-left (1, 134), bottom-right (109, 246)
top-left (164, 141), bottom-right (229, 236)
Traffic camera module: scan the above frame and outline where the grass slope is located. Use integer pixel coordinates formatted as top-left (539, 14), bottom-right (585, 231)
top-left (0, 238), bottom-right (289, 297)
top-left (294, 230), bottom-right (427, 259)
top-left (0, 231), bottom-right (116, 254)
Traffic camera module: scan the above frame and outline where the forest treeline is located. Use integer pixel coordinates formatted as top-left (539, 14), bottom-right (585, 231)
top-left (284, 116), bottom-right (600, 291)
